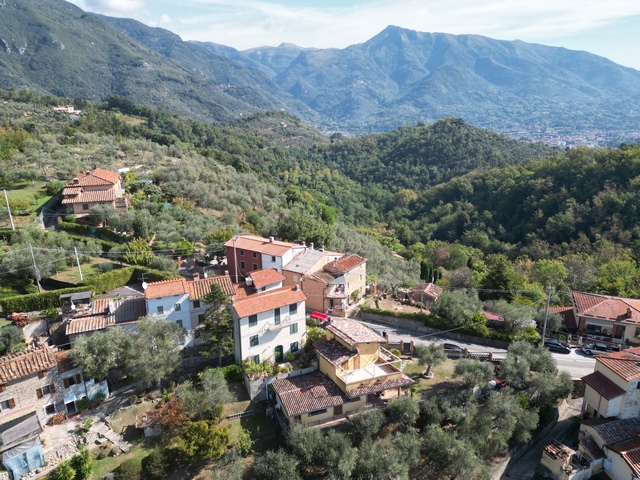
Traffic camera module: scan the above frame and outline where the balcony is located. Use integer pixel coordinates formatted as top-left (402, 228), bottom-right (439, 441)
top-left (258, 316), bottom-right (293, 335)
top-left (326, 285), bottom-right (348, 299)
top-left (335, 347), bottom-right (403, 385)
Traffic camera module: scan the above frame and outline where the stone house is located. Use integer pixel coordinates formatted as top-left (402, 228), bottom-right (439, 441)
top-left (61, 167), bottom-right (128, 216)
top-left (0, 346), bottom-right (107, 426)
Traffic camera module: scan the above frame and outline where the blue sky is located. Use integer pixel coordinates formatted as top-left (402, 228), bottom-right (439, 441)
top-left (67, 0), bottom-right (640, 70)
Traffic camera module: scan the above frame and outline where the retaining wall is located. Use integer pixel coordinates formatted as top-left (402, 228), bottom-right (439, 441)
top-left (243, 361), bottom-right (318, 401)
top-left (362, 312), bottom-right (510, 349)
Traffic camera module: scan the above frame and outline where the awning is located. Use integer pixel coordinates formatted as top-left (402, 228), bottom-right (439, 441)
top-left (310, 311), bottom-right (329, 322)
top-left (63, 394), bottom-right (76, 404)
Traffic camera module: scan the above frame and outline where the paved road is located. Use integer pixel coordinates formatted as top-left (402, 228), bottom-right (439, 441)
top-left (360, 319), bottom-right (596, 378)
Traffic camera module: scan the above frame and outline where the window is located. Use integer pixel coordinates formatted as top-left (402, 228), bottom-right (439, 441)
top-left (360, 274), bottom-right (363, 281)
top-left (252, 355), bottom-right (260, 364)
top-left (271, 255), bottom-right (276, 262)
top-left (240, 261), bottom-right (246, 269)
top-left (37, 384), bottom-right (55, 398)
top-left (274, 308), bottom-right (281, 325)
top-left (44, 404), bottom-right (56, 415)
top-left (308, 408), bottom-right (327, 417)
top-left (197, 314), bottom-right (205, 325)
top-left (176, 320), bottom-right (183, 329)
top-left (250, 335), bottom-right (259, 347)
top-left (252, 252), bottom-right (257, 259)
top-left (239, 249), bottom-right (245, 256)
top-left (253, 264), bottom-right (258, 270)
top-left (0, 399), bottom-right (15, 411)
top-left (290, 323), bottom-right (298, 335)
top-left (248, 314), bottom-right (258, 327)
top-left (157, 306), bottom-right (164, 315)
top-left (82, 204), bottom-right (89, 210)
top-left (63, 374), bottom-right (82, 388)
top-left (290, 341), bottom-right (299, 353)
top-left (289, 303), bottom-right (298, 315)
top-left (193, 300), bottom-right (201, 309)
top-left (175, 302), bottom-right (181, 311)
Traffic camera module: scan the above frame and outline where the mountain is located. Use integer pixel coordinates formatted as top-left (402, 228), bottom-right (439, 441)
top-left (0, 0), bottom-right (311, 123)
top-left (227, 26), bottom-right (640, 140)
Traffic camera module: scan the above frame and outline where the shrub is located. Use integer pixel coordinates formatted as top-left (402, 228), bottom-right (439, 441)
top-left (221, 364), bottom-right (243, 382)
top-left (141, 449), bottom-right (169, 480)
top-left (76, 398), bottom-right (92, 413)
top-left (48, 413), bottom-right (67, 425)
top-left (114, 457), bottom-right (142, 480)
top-left (285, 352), bottom-right (296, 362)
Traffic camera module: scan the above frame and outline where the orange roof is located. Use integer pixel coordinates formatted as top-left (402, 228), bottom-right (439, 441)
top-left (248, 269), bottom-right (285, 288)
top-left (324, 254), bottom-right (366, 274)
top-left (610, 438), bottom-right (640, 476)
top-left (61, 189), bottom-right (116, 204)
top-left (596, 351), bottom-right (640, 381)
top-left (270, 372), bottom-right (347, 417)
top-left (55, 350), bottom-right (76, 373)
top-left (65, 168), bottom-right (120, 188)
top-left (145, 276), bottom-right (235, 300)
top-left (188, 276), bottom-right (235, 299)
top-left (232, 286), bottom-right (306, 318)
top-left (571, 291), bottom-right (640, 324)
top-left (225, 235), bottom-right (296, 256)
top-left (145, 278), bottom-right (189, 299)
top-left (0, 347), bottom-right (57, 383)
top-left (66, 315), bottom-right (109, 335)
top-left (326, 318), bottom-right (385, 346)
top-left (582, 371), bottom-right (626, 399)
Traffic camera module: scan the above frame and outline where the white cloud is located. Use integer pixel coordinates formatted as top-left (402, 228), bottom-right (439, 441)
top-left (67, 0), bottom-right (146, 15)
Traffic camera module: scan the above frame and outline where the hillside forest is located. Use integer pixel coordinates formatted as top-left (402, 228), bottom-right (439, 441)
top-left (1, 88), bottom-right (640, 311)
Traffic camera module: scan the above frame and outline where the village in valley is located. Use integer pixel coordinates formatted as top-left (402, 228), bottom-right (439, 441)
top-left (0, 165), bottom-right (638, 480)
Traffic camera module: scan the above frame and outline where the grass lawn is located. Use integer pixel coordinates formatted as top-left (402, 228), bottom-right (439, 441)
top-left (91, 442), bottom-right (155, 479)
top-left (50, 258), bottom-right (118, 285)
top-left (403, 358), bottom-right (461, 397)
top-left (109, 402), bottom-right (156, 438)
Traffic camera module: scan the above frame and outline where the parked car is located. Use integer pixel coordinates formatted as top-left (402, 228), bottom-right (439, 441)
top-left (581, 343), bottom-right (610, 355)
top-left (443, 343), bottom-right (464, 352)
top-left (543, 339), bottom-right (571, 354)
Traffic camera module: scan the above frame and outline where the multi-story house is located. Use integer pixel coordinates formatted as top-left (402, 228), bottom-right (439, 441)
top-left (0, 346), bottom-right (108, 426)
top-left (144, 275), bottom-right (235, 347)
top-left (571, 291), bottom-right (640, 344)
top-left (300, 254), bottom-right (367, 316)
top-left (268, 318), bottom-right (414, 426)
top-left (225, 235), bottom-right (306, 282)
top-left (61, 167), bottom-right (128, 216)
top-left (231, 269), bottom-right (307, 364)
top-left (582, 347), bottom-right (640, 419)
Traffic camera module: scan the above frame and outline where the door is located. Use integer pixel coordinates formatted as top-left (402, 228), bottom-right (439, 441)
top-left (274, 345), bottom-right (284, 363)
top-left (334, 405), bottom-right (343, 415)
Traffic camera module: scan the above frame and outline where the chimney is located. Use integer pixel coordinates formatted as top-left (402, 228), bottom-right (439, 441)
top-left (224, 270), bottom-right (229, 276)
top-left (628, 307), bottom-right (633, 318)
top-left (269, 236), bottom-right (274, 243)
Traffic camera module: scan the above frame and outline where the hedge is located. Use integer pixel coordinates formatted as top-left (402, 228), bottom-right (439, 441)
top-left (0, 267), bottom-right (179, 313)
top-left (58, 221), bottom-right (128, 244)
top-left (361, 305), bottom-right (513, 342)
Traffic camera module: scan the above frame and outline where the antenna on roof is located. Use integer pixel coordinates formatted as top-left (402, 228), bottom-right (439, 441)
top-left (140, 272), bottom-right (148, 290)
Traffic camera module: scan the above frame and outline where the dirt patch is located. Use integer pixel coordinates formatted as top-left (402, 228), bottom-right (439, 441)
top-left (375, 297), bottom-right (428, 314)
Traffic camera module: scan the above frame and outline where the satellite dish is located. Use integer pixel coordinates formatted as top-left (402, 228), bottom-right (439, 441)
top-left (142, 282), bottom-right (148, 290)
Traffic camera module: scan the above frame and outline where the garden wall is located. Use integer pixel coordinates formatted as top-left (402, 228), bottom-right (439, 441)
top-left (243, 361), bottom-right (319, 401)
top-left (362, 312), bottom-right (510, 349)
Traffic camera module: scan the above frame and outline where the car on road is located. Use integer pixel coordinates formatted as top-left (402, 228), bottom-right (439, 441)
top-left (443, 343), bottom-right (464, 352)
top-left (581, 343), bottom-right (610, 355)
top-left (543, 339), bottom-right (571, 354)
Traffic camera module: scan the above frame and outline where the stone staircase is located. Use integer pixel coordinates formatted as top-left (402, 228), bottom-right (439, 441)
top-left (89, 419), bottom-right (132, 453)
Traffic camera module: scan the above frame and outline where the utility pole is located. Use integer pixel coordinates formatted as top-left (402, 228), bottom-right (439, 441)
top-left (29, 244), bottom-right (42, 292)
top-left (3, 190), bottom-right (14, 231)
top-left (74, 247), bottom-right (83, 281)
top-left (541, 288), bottom-right (552, 343)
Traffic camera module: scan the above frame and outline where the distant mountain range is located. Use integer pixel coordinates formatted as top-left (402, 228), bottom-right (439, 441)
top-left (1, 0), bottom-right (639, 142)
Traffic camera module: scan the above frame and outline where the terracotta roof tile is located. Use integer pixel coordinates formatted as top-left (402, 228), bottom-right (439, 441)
top-left (582, 371), bottom-right (626, 400)
top-left (572, 291), bottom-right (640, 324)
top-left (324, 254), bottom-right (366, 275)
top-left (544, 438), bottom-right (575, 460)
top-left (188, 276), bottom-right (235, 299)
top-left (314, 339), bottom-right (356, 366)
top-left (65, 168), bottom-right (119, 188)
top-left (346, 374), bottom-right (415, 398)
top-left (411, 283), bottom-right (443, 298)
top-left (596, 351), bottom-right (640, 381)
top-left (270, 372), bottom-right (347, 417)
top-left (145, 278), bottom-right (188, 299)
top-left (225, 235), bottom-right (297, 256)
top-left (232, 286), bottom-right (306, 318)
top-left (610, 438), bottom-right (640, 476)
top-left (581, 437), bottom-right (605, 461)
top-left (61, 189), bottom-right (116, 204)
top-left (0, 347), bottom-right (57, 383)
top-left (588, 417), bottom-right (640, 445)
top-left (326, 318), bottom-right (385, 346)
top-left (55, 350), bottom-right (76, 373)
top-left (66, 315), bottom-right (109, 335)
top-left (248, 269), bottom-right (285, 289)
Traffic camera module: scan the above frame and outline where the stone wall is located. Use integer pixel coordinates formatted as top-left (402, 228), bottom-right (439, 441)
top-left (362, 312), bottom-right (510, 349)
top-left (0, 368), bottom-right (63, 425)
